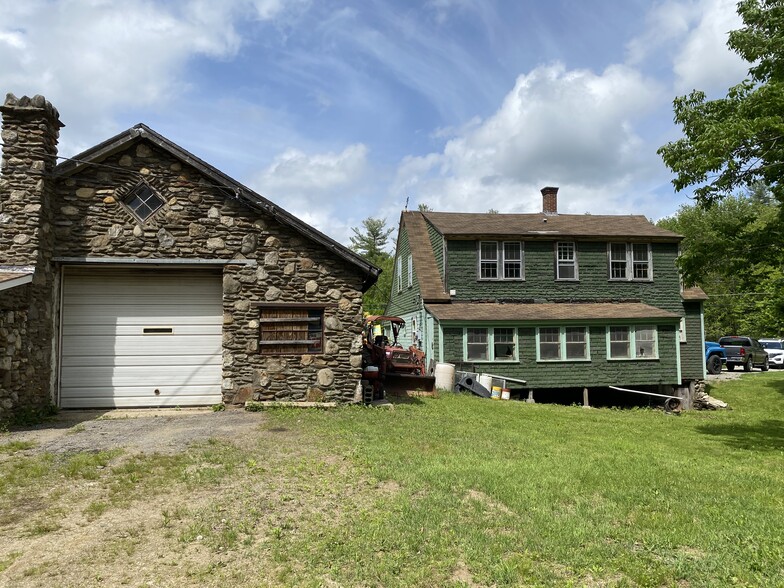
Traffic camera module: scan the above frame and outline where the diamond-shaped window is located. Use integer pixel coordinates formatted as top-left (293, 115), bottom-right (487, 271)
top-left (124, 181), bottom-right (164, 222)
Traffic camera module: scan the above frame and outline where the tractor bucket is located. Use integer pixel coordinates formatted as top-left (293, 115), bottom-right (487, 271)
top-left (383, 373), bottom-right (436, 398)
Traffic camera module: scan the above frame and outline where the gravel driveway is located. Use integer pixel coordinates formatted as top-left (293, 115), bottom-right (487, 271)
top-left (4, 408), bottom-right (266, 455)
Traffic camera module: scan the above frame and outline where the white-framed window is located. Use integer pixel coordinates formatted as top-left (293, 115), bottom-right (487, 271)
top-left (407, 255), bottom-right (413, 288)
top-left (478, 241), bottom-right (524, 280)
top-left (556, 242), bottom-right (578, 280)
top-left (536, 326), bottom-right (590, 361)
top-left (396, 256), bottom-right (402, 293)
top-left (607, 325), bottom-right (658, 360)
top-left (608, 243), bottom-right (652, 281)
top-left (464, 327), bottom-right (518, 362)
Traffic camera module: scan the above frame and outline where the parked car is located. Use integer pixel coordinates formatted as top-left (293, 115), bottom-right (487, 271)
top-left (718, 336), bottom-right (769, 372)
top-left (759, 338), bottom-right (784, 369)
top-left (704, 341), bottom-right (726, 374)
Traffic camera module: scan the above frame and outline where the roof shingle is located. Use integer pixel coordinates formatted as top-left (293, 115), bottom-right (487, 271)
top-left (423, 211), bottom-right (682, 241)
top-left (426, 301), bottom-right (680, 322)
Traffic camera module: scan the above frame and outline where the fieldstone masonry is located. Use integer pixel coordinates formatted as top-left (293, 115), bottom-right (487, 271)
top-left (0, 93), bottom-right (376, 419)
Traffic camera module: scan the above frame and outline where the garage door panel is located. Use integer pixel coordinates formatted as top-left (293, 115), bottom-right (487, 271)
top-left (61, 391), bottom-right (222, 409)
top-left (61, 335), bottom-right (222, 356)
top-left (61, 365), bottom-right (222, 387)
top-left (61, 354), bottom-right (223, 368)
top-left (60, 269), bottom-right (223, 408)
top-left (62, 324), bottom-right (223, 337)
top-left (62, 304), bottom-right (223, 325)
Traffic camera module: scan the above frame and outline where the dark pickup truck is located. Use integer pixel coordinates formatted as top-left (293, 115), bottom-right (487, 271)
top-left (718, 336), bottom-right (769, 372)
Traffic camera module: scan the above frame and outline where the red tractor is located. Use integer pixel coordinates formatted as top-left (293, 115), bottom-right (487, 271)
top-left (361, 315), bottom-right (435, 400)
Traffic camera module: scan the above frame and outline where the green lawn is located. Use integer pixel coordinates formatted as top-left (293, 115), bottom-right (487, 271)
top-left (1, 374), bottom-right (783, 587)
top-left (262, 374), bottom-right (784, 587)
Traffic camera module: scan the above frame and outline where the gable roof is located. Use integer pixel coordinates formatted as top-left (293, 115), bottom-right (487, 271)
top-left (401, 212), bottom-right (450, 302)
top-left (54, 124), bottom-right (380, 291)
top-left (427, 301), bottom-right (681, 322)
top-left (422, 211), bottom-right (682, 241)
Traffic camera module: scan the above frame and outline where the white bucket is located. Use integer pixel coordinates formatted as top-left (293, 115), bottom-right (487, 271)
top-left (501, 388), bottom-right (511, 401)
top-left (479, 374), bottom-right (493, 393)
top-left (434, 362), bottom-right (456, 390)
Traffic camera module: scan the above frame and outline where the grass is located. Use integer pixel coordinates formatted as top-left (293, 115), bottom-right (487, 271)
top-left (259, 374), bottom-right (784, 587)
top-left (0, 374), bottom-right (782, 587)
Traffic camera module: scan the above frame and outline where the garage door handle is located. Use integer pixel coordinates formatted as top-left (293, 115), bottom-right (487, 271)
top-left (143, 327), bottom-right (173, 334)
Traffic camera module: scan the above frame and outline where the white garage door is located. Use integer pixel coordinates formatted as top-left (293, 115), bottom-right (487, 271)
top-left (60, 268), bottom-right (223, 408)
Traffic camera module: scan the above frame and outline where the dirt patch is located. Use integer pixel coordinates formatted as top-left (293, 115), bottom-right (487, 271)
top-left (464, 489), bottom-right (514, 516)
top-left (3, 408), bottom-right (265, 456)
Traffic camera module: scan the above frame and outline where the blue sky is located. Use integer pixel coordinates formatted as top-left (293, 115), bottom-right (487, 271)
top-left (0, 0), bottom-right (749, 247)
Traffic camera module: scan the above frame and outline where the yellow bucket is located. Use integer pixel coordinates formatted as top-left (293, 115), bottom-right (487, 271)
top-left (491, 386), bottom-right (502, 400)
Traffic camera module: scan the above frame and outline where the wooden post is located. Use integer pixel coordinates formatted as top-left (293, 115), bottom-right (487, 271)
top-left (582, 387), bottom-right (590, 408)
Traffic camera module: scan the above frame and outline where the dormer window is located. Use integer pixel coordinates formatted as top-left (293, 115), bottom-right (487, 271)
top-left (478, 241), bottom-right (523, 280)
top-left (123, 181), bottom-right (165, 223)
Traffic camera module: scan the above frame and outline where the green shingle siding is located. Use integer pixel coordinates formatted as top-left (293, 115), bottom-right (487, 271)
top-left (386, 225), bottom-right (421, 317)
top-left (442, 324), bottom-right (679, 388)
top-left (445, 240), bottom-right (682, 312)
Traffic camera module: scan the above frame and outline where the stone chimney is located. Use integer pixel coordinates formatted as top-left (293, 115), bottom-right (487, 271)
top-left (0, 93), bottom-right (63, 419)
top-left (541, 186), bottom-right (558, 215)
top-left (0, 93), bottom-right (63, 266)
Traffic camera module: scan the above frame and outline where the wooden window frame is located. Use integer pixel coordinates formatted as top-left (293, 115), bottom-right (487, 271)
top-left (555, 241), bottom-right (578, 281)
top-left (478, 241), bottom-right (524, 281)
top-left (607, 243), bottom-right (653, 282)
top-left (407, 254), bottom-right (413, 288)
top-left (258, 303), bottom-right (327, 356)
top-left (463, 326), bottom-right (518, 362)
top-left (606, 325), bottom-right (659, 360)
top-left (536, 326), bottom-right (590, 362)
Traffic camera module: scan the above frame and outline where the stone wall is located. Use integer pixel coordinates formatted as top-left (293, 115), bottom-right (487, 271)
top-left (53, 138), bottom-right (367, 404)
top-left (0, 94), bottom-right (62, 420)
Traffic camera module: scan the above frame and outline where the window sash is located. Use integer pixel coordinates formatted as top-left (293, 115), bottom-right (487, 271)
top-left (537, 326), bottom-right (589, 361)
top-left (396, 257), bottom-right (402, 292)
top-left (479, 241), bottom-right (524, 280)
top-left (608, 325), bottom-right (658, 359)
top-left (608, 243), bottom-right (651, 281)
top-left (464, 327), bottom-right (518, 362)
top-left (556, 242), bottom-right (577, 280)
top-left (407, 255), bottom-right (413, 287)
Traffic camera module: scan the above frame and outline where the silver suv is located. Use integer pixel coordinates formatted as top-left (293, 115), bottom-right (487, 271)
top-left (759, 339), bottom-right (784, 369)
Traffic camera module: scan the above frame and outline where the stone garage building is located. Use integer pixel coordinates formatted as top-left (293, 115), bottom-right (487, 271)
top-left (0, 94), bottom-right (380, 417)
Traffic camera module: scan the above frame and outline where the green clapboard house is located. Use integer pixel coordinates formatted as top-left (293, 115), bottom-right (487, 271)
top-left (385, 187), bottom-right (708, 400)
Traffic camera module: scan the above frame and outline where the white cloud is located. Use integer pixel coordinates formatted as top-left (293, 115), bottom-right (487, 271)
top-left (249, 143), bottom-right (372, 243)
top-left (0, 0), bottom-right (301, 153)
top-left (393, 63), bottom-right (665, 215)
top-left (672, 0), bottom-right (747, 93)
top-left (627, 0), bottom-right (747, 95)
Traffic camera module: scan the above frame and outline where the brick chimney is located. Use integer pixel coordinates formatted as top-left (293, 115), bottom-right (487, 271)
top-left (541, 186), bottom-right (558, 215)
top-left (0, 93), bottom-right (63, 266)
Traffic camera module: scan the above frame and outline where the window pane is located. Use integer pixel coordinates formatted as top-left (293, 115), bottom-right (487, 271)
top-left (504, 260), bottom-right (521, 279)
top-left (636, 327), bottom-right (655, 358)
top-left (557, 242), bottom-right (576, 279)
top-left (480, 242), bottom-right (498, 279)
top-left (565, 327), bottom-right (587, 359)
top-left (493, 328), bottom-right (516, 360)
top-left (466, 328), bottom-right (488, 360)
top-left (608, 244), bottom-right (626, 279)
top-left (539, 328), bottom-right (560, 360)
top-left (504, 242), bottom-right (521, 260)
top-left (632, 244), bottom-right (650, 279)
top-left (609, 327), bottom-right (630, 358)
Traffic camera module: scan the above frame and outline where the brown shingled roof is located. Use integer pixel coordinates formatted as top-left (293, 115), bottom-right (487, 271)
top-left (426, 301), bottom-right (680, 322)
top-left (423, 211), bottom-right (682, 241)
top-left (402, 212), bottom-right (450, 302)
top-left (681, 287), bottom-right (709, 301)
